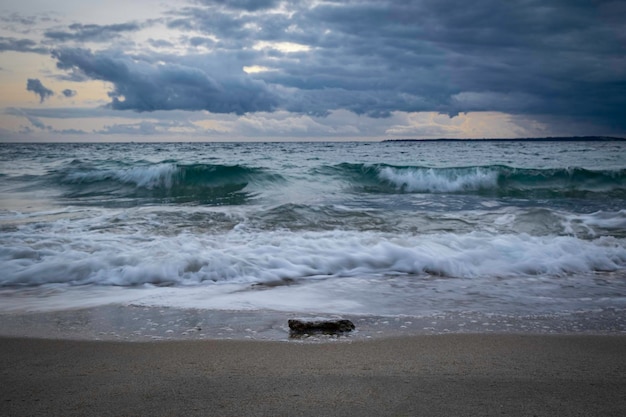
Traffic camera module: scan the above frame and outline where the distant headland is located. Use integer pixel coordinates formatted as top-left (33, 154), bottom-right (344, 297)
top-left (383, 136), bottom-right (625, 142)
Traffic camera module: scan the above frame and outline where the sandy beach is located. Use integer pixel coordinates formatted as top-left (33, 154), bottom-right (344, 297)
top-left (2, 334), bottom-right (625, 416)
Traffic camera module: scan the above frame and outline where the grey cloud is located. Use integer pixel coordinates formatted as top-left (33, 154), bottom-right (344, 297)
top-left (5, 107), bottom-right (216, 122)
top-left (167, 19), bottom-right (194, 31)
top-left (297, 0), bottom-right (624, 127)
top-left (169, 9), bottom-right (254, 49)
top-left (52, 48), bottom-right (278, 114)
top-left (26, 114), bottom-right (47, 130)
top-left (97, 119), bottom-right (201, 135)
top-left (26, 78), bottom-right (54, 103)
top-left (0, 12), bottom-right (38, 26)
top-left (10, 108), bottom-right (50, 130)
top-left (148, 39), bottom-right (174, 48)
top-left (0, 12), bottom-right (60, 27)
top-left (57, 128), bottom-right (88, 135)
top-left (44, 22), bottom-right (143, 43)
top-left (188, 36), bottom-right (215, 48)
top-left (98, 121), bottom-right (160, 135)
top-left (48, 0), bottom-right (626, 133)
top-left (52, 69), bottom-right (90, 82)
top-left (62, 89), bottom-right (77, 97)
top-left (26, 116), bottom-right (50, 130)
top-left (193, 0), bottom-right (280, 11)
top-left (0, 37), bottom-right (48, 54)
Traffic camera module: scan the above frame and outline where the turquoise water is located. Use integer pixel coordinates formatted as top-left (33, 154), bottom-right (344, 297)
top-left (1, 141), bottom-right (625, 329)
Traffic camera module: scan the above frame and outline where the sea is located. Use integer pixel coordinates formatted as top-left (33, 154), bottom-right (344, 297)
top-left (1, 140), bottom-right (625, 340)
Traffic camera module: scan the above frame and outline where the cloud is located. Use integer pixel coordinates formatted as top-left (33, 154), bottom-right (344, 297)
top-left (4, 106), bottom-right (218, 122)
top-left (4, 104), bottom-right (608, 141)
top-left (39, 0), bottom-right (626, 135)
top-left (44, 22), bottom-right (144, 43)
top-left (56, 128), bottom-right (88, 135)
top-left (0, 12), bottom-right (38, 26)
top-left (26, 115), bottom-right (48, 130)
top-left (26, 78), bottom-right (54, 103)
top-left (96, 119), bottom-right (201, 135)
top-left (9, 107), bottom-right (51, 130)
top-left (148, 39), bottom-right (175, 48)
top-left (52, 47), bottom-right (279, 114)
top-left (164, 1), bottom-right (620, 125)
top-left (0, 36), bottom-right (48, 54)
top-left (61, 89), bottom-right (77, 98)
top-left (193, 0), bottom-right (281, 12)
top-left (187, 36), bottom-right (215, 48)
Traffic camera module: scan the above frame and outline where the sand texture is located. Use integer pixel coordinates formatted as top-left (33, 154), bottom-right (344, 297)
top-left (2, 334), bottom-right (626, 416)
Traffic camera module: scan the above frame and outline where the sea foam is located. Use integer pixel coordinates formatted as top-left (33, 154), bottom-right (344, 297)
top-left (2, 229), bottom-right (624, 288)
top-left (378, 166), bottom-right (499, 193)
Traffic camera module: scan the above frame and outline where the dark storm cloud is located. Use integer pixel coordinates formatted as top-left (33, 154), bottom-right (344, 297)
top-left (0, 37), bottom-right (48, 54)
top-left (274, 0), bottom-right (625, 122)
top-left (44, 22), bottom-right (143, 43)
top-left (49, 0), bottom-right (626, 131)
top-left (26, 78), bottom-right (54, 103)
top-left (51, 47), bottom-right (278, 114)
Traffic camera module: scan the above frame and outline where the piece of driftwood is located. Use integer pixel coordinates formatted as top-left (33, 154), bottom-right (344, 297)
top-left (288, 318), bottom-right (355, 335)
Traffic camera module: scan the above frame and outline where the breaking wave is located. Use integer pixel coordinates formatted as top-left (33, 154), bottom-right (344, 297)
top-left (54, 162), bottom-right (284, 205)
top-left (324, 163), bottom-right (626, 197)
top-left (2, 229), bottom-right (625, 288)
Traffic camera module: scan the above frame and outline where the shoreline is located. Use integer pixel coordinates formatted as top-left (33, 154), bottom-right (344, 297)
top-left (2, 301), bottom-right (625, 415)
top-left (1, 304), bottom-right (625, 342)
top-left (2, 333), bottom-right (625, 416)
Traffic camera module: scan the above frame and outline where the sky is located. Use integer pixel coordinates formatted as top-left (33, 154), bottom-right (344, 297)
top-left (0, 0), bottom-right (625, 142)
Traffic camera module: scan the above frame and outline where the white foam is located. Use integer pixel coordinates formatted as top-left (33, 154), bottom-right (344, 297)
top-left (378, 166), bottom-right (499, 193)
top-left (562, 210), bottom-right (626, 237)
top-left (576, 210), bottom-right (626, 230)
top-left (2, 227), bottom-right (625, 290)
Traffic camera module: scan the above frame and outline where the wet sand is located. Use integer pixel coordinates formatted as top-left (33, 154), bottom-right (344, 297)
top-left (2, 334), bottom-right (625, 416)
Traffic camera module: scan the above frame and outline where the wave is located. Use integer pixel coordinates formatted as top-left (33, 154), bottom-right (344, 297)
top-left (324, 163), bottom-right (626, 197)
top-left (2, 230), bottom-right (624, 288)
top-left (55, 162), bottom-right (283, 206)
top-left (244, 203), bottom-right (388, 232)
